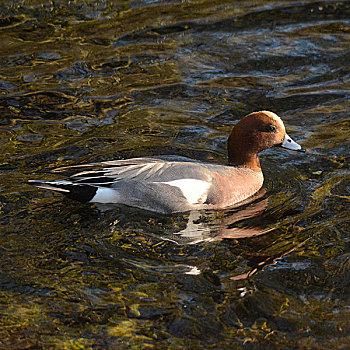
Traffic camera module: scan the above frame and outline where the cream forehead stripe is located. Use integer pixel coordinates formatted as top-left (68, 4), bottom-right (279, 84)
top-left (260, 110), bottom-right (286, 132)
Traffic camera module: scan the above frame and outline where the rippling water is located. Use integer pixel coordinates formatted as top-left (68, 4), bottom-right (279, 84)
top-left (0, 0), bottom-right (349, 348)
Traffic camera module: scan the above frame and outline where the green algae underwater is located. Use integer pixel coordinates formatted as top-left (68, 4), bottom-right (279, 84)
top-left (0, 0), bottom-right (349, 349)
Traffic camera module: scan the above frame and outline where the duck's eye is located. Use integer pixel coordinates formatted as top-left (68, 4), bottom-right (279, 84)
top-left (267, 124), bottom-right (277, 132)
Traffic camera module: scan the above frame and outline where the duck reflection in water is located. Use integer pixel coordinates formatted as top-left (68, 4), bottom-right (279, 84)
top-left (157, 190), bottom-right (270, 245)
top-left (107, 189), bottom-right (282, 279)
top-left (109, 187), bottom-right (306, 280)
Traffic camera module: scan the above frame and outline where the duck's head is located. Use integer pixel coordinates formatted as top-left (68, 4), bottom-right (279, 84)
top-left (227, 111), bottom-right (305, 171)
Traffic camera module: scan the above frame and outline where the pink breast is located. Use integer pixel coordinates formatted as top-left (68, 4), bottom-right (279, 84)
top-left (211, 169), bottom-right (264, 208)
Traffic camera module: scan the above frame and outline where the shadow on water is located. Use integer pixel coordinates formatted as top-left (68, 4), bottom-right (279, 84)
top-left (0, 0), bottom-right (350, 348)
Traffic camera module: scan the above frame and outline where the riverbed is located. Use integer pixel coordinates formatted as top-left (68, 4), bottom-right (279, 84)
top-left (0, 1), bottom-right (349, 348)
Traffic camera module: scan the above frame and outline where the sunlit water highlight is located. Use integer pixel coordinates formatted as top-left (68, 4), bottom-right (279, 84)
top-left (0, 0), bottom-right (349, 348)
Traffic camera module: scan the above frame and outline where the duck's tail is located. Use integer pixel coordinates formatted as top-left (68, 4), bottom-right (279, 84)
top-left (27, 180), bottom-right (97, 203)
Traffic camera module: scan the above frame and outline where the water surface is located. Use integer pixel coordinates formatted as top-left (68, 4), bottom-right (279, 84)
top-left (0, 0), bottom-right (349, 349)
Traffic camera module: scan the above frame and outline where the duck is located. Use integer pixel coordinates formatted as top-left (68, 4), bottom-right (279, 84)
top-left (28, 111), bottom-right (305, 214)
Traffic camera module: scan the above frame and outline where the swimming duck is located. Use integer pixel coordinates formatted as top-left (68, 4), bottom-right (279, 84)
top-left (28, 111), bottom-right (305, 214)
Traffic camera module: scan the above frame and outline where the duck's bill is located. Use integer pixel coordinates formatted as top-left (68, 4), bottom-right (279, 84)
top-left (279, 133), bottom-right (306, 152)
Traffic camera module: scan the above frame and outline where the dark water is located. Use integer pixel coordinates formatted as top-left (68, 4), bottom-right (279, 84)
top-left (0, 0), bottom-right (349, 348)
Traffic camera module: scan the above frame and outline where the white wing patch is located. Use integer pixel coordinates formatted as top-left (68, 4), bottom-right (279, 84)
top-left (91, 188), bottom-right (121, 203)
top-left (159, 179), bottom-right (211, 204)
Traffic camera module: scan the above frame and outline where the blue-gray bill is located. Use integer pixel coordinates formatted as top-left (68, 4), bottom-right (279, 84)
top-left (279, 133), bottom-right (306, 152)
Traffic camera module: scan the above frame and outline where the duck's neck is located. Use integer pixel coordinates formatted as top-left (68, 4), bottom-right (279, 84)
top-left (228, 153), bottom-right (261, 172)
top-left (228, 145), bottom-right (262, 172)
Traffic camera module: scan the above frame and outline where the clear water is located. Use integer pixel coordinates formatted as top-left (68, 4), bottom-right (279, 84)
top-left (0, 1), bottom-right (349, 348)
